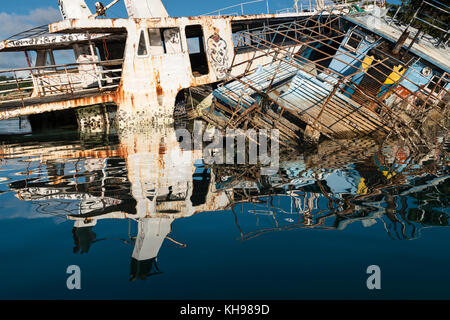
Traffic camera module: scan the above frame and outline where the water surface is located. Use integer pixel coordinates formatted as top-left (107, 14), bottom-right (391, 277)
top-left (0, 118), bottom-right (449, 300)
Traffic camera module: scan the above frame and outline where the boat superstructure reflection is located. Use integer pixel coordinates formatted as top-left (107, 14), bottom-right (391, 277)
top-left (3, 125), bottom-right (230, 280)
top-left (1, 123), bottom-right (449, 280)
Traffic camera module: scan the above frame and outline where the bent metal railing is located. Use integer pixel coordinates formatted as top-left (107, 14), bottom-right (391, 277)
top-left (210, 9), bottom-right (448, 146)
top-left (201, 0), bottom-right (270, 16)
top-left (0, 59), bottom-right (123, 104)
top-left (202, 0), bottom-right (387, 16)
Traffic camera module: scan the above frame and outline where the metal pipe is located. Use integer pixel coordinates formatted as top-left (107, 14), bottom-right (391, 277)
top-left (0, 59), bottom-right (124, 74)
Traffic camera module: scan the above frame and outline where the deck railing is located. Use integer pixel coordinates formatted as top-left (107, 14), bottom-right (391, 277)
top-left (202, 0), bottom-right (387, 16)
top-left (0, 59), bottom-right (123, 103)
top-left (214, 11), bottom-right (448, 143)
top-left (389, 0), bottom-right (450, 46)
top-left (201, 0), bottom-right (270, 16)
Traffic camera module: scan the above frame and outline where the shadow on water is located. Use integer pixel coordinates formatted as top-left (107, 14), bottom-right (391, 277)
top-left (0, 117), bottom-right (449, 293)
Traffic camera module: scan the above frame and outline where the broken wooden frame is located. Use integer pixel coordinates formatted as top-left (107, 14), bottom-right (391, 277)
top-left (208, 9), bottom-right (449, 146)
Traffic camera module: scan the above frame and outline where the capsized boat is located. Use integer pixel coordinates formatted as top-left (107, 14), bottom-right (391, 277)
top-left (209, 1), bottom-right (449, 144)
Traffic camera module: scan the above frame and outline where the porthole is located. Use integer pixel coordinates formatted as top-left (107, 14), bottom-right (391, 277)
top-left (422, 67), bottom-right (432, 77)
top-left (365, 35), bottom-right (376, 43)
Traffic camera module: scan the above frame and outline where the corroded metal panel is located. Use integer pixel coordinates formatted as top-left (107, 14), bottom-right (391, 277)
top-left (113, 16), bottom-right (236, 123)
top-left (0, 91), bottom-right (116, 120)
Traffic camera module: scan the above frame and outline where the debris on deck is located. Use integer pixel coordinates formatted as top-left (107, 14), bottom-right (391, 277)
top-left (193, 2), bottom-right (449, 150)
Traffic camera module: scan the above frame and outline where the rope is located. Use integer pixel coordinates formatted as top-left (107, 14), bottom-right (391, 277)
top-left (103, 39), bottom-right (110, 60)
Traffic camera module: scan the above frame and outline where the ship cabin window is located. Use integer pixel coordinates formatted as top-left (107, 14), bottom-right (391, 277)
top-left (344, 31), bottom-right (363, 51)
top-left (137, 30), bottom-right (148, 56)
top-left (148, 28), bottom-right (164, 55)
top-left (185, 25), bottom-right (209, 76)
top-left (426, 75), bottom-right (449, 94)
top-left (162, 28), bottom-right (183, 54)
top-left (148, 27), bottom-right (183, 55)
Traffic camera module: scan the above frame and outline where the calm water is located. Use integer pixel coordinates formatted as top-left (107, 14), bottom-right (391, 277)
top-left (0, 118), bottom-right (449, 300)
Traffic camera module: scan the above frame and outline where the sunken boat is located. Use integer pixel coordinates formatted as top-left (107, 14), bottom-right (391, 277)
top-left (203, 0), bottom-right (449, 146)
top-left (0, 0), bottom-right (351, 131)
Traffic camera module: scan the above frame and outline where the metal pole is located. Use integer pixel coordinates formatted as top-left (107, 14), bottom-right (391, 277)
top-left (65, 66), bottom-right (75, 97)
top-left (406, 1), bottom-right (424, 30)
top-left (24, 50), bottom-right (39, 97)
top-left (389, 5), bottom-right (402, 25)
top-left (87, 32), bottom-right (102, 89)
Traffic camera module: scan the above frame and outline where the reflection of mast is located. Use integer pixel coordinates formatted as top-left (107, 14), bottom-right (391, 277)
top-left (72, 219), bottom-right (98, 254)
top-left (64, 126), bottom-right (231, 280)
top-left (130, 217), bottom-right (173, 280)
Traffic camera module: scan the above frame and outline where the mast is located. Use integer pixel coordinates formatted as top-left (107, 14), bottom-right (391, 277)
top-left (124, 0), bottom-right (169, 18)
top-left (56, 0), bottom-right (99, 88)
top-left (57, 0), bottom-right (93, 19)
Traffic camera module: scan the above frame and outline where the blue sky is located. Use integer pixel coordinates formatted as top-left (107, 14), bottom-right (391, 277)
top-left (0, 0), bottom-right (305, 69)
top-left (0, 0), bottom-right (400, 70)
top-left (0, 0), bottom-right (301, 18)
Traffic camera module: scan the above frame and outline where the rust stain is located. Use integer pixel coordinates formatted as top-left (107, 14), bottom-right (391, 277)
top-left (155, 69), bottom-right (163, 96)
top-left (397, 86), bottom-right (412, 99)
top-left (0, 92), bottom-right (116, 120)
top-left (130, 94), bottom-right (135, 109)
top-left (158, 143), bottom-right (166, 155)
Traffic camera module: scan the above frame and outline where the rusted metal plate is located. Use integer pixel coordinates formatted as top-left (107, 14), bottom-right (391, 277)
top-left (0, 91), bottom-right (116, 120)
top-left (0, 33), bottom-right (113, 52)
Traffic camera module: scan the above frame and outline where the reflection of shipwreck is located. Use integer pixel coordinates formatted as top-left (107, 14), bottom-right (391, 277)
top-left (3, 123), bottom-right (449, 279)
top-left (198, 1), bottom-right (449, 145)
top-left (5, 126), bottom-right (231, 280)
top-left (211, 134), bottom-right (449, 241)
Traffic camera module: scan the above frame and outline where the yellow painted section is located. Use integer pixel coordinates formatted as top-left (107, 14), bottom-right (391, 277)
top-left (384, 65), bottom-right (406, 85)
top-left (382, 170), bottom-right (397, 180)
top-left (357, 178), bottom-right (369, 195)
top-left (362, 55), bottom-right (374, 72)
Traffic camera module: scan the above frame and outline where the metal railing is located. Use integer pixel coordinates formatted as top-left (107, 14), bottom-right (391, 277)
top-left (389, 0), bottom-right (450, 46)
top-left (0, 59), bottom-right (123, 103)
top-left (201, 0), bottom-right (270, 16)
top-left (202, 0), bottom-right (387, 16)
top-left (214, 11), bottom-right (448, 143)
top-left (277, 0), bottom-right (387, 13)
top-left (0, 77), bottom-right (34, 99)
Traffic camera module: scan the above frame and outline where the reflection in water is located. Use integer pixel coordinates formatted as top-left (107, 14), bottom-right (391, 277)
top-left (0, 121), bottom-right (449, 282)
top-left (1, 125), bottom-right (230, 281)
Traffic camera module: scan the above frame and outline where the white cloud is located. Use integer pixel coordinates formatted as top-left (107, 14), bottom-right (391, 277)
top-left (0, 7), bottom-right (61, 40)
top-left (0, 7), bottom-right (61, 70)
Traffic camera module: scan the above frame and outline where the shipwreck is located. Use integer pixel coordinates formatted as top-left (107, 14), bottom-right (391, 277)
top-left (194, 0), bottom-right (449, 147)
top-left (0, 0), bottom-right (341, 130)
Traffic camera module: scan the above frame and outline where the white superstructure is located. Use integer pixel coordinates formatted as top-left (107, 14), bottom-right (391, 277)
top-left (124, 0), bottom-right (169, 18)
top-left (57, 0), bottom-right (93, 19)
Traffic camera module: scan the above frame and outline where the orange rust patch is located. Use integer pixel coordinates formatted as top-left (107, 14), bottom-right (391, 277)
top-left (130, 94), bottom-right (135, 109)
top-left (158, 143), bottom-right (166, 155)
top-left (156, 85), bottom-right (163, 96)
top-left (155, 70), bottom-right (163, 96)
top-left (397, 86), bottom-right (412, 99)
